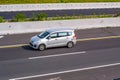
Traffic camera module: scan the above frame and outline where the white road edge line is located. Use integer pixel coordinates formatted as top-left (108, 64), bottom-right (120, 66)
top-left (9, 62), bottom-right (120, 80)
top-left (28, 51), bottom-right (86, 59)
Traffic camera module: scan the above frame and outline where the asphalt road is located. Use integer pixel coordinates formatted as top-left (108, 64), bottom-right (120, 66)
top-left (1, 47), bottom-right (120, 80)
top-left (0, 27), bottom-right (120, 80)
top-left (0, 8), bottom-right (120, 19)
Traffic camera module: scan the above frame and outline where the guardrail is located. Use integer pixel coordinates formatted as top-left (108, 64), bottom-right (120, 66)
top-left (0, 18), bottom-right (120, 35)
top-left (0, 2), bottom-right (120, 12)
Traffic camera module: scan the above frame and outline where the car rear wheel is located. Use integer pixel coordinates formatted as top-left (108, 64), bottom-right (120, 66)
top-left (67, 42), bottom-right (74, 48)
top-left (39, 44), bottom-right (46, 51)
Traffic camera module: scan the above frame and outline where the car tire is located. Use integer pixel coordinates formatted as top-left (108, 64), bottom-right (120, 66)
top-left (39, 44), bottom-right (46, 51)
top-left (67, 42), bottom-right (74, 48)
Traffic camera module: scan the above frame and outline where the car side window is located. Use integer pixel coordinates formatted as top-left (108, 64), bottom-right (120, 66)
top-left (50, 33), bottom-right (58, 38)
top-left (68, 32), bottom-right (72, 36)
top-left (58, 32), bottom-right (68, 37)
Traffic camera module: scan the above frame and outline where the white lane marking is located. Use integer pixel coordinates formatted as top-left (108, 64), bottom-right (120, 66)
top-left (28, 51), bottom-right (86, 59)
top-left (9, 62), bottom-right (120, 80)
top-left (0, 36), bottom-right (4, 39)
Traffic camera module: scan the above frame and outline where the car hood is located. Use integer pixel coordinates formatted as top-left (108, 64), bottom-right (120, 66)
top-left (30, 35), bottom-right (40, 43)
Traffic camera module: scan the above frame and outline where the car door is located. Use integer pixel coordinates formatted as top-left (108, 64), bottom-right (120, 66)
top-left (57, 32), bottom-right (68, 46)
top-left (46, 33), bottom-right (59, 47)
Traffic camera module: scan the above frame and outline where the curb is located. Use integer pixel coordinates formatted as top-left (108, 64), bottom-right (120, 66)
top-left (0, 2), bottom-right (120, 12)
top-left (0, 17), bottom-right (120, 35)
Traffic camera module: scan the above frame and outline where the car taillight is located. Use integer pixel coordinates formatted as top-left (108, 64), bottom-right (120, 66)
top-left (73, 34), bottom-right (76, 39)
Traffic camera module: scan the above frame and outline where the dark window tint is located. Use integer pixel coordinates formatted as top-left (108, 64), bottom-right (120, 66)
top-left (38, 31), bottom-right (50, 39)
top-left (50, 33), bottom-right (58, 38)
top-left (58, 32), bottom-right (68, 37)
top-left (68, 32), bottom-right (72, 36)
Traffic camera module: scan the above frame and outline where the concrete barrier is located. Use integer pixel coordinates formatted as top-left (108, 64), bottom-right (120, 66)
top-left (0, 18), bottom-right (120, 35)
top-left (0, 2), bottom-right (120, 12)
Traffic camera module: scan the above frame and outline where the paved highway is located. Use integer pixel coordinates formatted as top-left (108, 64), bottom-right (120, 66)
top-left (0, 27), bottom-right (120, 80)
top-left (0, 8), bottom-right (120, 19)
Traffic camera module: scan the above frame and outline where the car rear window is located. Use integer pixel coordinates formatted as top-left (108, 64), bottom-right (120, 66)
top-left (68, 32), bottom-right (72, 36)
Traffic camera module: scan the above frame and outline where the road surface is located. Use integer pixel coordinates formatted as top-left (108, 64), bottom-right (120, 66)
top-left (0, 27), bottom-right (120, 80)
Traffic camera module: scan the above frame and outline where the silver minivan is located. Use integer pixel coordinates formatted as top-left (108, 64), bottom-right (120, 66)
top-left (29, 28), bottom-right (76, 51)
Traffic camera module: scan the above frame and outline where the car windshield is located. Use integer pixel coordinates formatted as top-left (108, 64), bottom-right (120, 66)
top-left (38, 31), bottom-right (50, 39)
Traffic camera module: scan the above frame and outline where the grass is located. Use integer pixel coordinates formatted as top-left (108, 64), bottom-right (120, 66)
top-left (3, 13), bottom-right (120, 23)
top-left (47, 14), bottom-right (119, 21)
top-left (0, 13), bottom-right (119, 23)
top-left (0, 0), bottom-right (120, 4)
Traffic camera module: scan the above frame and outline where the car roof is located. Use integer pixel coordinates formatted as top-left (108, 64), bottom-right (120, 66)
top-left (47, 28), bottom-right (74, 33)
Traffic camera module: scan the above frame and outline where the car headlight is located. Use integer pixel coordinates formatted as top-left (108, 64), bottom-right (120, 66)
top-left (33, 41), bottom-right (39, 46)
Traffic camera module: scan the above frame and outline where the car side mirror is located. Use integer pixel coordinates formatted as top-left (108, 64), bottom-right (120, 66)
top-left (47, 36), bottom-right (51, 40)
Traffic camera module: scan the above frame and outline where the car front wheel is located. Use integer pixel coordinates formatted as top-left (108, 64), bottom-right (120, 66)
top-left (39, 44), bottom-right (46, 51)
